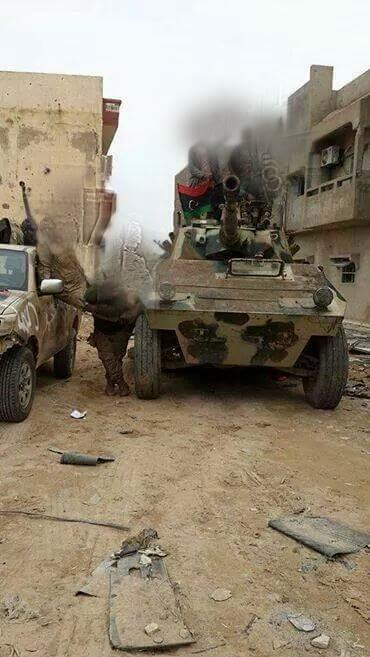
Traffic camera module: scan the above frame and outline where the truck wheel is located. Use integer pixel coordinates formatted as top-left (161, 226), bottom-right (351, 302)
top-left (134, 314), bottom-right (161, 399)
top-left (303, 327), bottom-right (348, 409)
top-left (0, 347), bottom-right (36, 422)
top-left (54, 329), bottom-right (77, 379)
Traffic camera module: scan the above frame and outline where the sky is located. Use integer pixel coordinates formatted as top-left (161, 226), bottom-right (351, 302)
top-left (2, 0), bottom-right (370, 238)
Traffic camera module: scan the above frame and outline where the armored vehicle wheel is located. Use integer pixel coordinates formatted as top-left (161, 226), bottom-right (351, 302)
top-left (0, 347), bottom-right (36, 422)
top-left (134, 313), bottom-right (161, 399)
top-left (54, 329), bottom-right (77, 379)
top-left (303, 327), bottom-right (348, 409)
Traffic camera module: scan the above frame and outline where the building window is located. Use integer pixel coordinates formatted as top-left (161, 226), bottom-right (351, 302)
top-left (341, 261), bottom-right (356, 284)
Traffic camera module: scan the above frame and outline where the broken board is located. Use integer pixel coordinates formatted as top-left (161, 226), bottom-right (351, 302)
top-left (109, 552), bottom-right (195, 651)
top-left (269, 515), bottom-right (370, 557)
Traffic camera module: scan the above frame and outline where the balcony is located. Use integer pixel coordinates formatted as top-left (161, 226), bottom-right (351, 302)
top-left (286, 173), bottom-right (370, 232)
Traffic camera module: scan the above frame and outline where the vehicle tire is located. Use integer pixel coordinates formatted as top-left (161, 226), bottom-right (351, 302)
top-left (303, 326), bottom-right (348, 409)
top-left (54, 329), bottom-right (77, 379)
top-left (134, 313), bottom-right (161, 399)
top-left (0, 347), bottom-right (36, 422)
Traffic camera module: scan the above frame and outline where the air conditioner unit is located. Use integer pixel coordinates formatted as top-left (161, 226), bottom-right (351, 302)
top-left (321, 145), bottom-right (340, 167)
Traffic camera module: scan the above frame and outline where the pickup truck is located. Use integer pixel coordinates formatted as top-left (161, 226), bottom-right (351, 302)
top-left (0, 244), bottom-right (80, 421)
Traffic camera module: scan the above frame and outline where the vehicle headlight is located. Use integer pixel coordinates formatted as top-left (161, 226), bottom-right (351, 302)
top-left (313, 286), bottom-right (334, 308)
top-left (159, 281), bottom-right (176, 302)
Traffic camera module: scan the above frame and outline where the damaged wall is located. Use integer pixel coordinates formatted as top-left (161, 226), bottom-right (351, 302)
top-left (0, 71), bottom-right (120, 277)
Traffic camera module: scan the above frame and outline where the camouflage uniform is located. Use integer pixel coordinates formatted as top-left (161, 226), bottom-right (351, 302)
top-left (85, 284), bottom-right (143, 396)
top-left (88, 316), bottom-right (134, 396)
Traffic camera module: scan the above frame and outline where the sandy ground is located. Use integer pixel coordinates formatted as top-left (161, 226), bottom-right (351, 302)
top-left (0, 318), bottom-right (369, 657)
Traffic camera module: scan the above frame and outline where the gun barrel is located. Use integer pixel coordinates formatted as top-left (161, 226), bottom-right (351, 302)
top-left (220, 175), bottom-right (241, 248)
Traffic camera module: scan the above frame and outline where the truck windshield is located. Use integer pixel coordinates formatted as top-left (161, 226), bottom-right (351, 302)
top-left (0, 250), bottom-right (28, 291)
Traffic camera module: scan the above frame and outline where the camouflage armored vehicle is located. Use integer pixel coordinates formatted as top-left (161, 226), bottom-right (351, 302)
top-left (0, 244), bottom-right (80, 421)
top-left (134, 175), bottom-right (348, 409)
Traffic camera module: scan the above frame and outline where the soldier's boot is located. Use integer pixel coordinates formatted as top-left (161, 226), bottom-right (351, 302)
top-left (105, 380), bottom-right (117, 396)
top-left (118, 379), bottom-right (130, 397)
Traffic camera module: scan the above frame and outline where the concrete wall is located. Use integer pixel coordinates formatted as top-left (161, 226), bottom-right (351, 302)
top-left (0, 71), bottom-right (104, 246)
top-left (296, 225), bottom-right (370, 321)
top-left (285, 65), bottom-right (370, 322)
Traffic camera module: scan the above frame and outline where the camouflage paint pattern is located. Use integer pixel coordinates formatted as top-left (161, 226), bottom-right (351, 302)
top-left (0, 245), bottom-right (79, 365)
top-left (145, 222), bottom-right (346, 369)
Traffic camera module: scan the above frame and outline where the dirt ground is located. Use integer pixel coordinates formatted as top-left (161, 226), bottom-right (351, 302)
top-left (0, 318), bottom-right (369, 657)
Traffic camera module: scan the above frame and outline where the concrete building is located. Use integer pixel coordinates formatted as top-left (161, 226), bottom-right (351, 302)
top-left (0, 71), bottom-right (121, 275)
top-left (285, 65), bottom-right (370, 322)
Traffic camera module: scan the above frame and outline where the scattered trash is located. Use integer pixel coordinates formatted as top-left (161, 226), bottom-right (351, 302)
top-left (273, 637), bottom-right (291, 650)
top-left (288, 613), bottom-right (316, 632)
top-left (118, 429), bottom-right (134, 435)
top-left (139, 546), bottom-right (168, 558)
top-left (115, 527), bottom-right (159, 558)
top-left (139, 553), bottom-right (152, 567)
top-left (268, 515), bottom-right (370, 557)
top-left (311, 634), bottom-right (330, 648)
top-left (298, 560), bottom-right (319, 574)
top-left (1, 594), bottom-right (39, 622)
top-left (0, 509), bottom-right (129, 531)
top-left (345, 380), bottom-right (370, 399)
top-left (145, 623), bottom-right (160, 636)
top-left (109, 540), bottom-right (194, 650)
top-left (70, 409), bottom-right (87, 419)
top-left (245, 470), bottom-right (263, 486)
top-left (60, 452), bottom-right (115, 466)
top-left (243, 613), bottom-right (258, 635)
top-left (349, 341), bottom-right (370, 355)
top-left (210, 588), bottom-right (232, 602)
top-left (76, 558), bottom-right (115, 597)
top-left (48, 447), bottom-right (115, 466)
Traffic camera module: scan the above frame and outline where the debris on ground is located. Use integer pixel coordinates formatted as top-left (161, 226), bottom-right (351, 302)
top-left (344, 325), bottom-right (370, 398)
top-left (0, 509), bottom-right (129, 531)
top-left (288, 613), bottom-right (316, 632)
top-left (48, 446), bottom-right (115, 465)
top-left (60, 452), bottom-right (115, 466)
top-left (139, 553), bottom-right (152, 567)
top-left (76, 558), bottom-right (115, 597)
top-left (311, 634), bottom-right (331, 648)
top-left (268, 515), bottom-right (370, 557)
top-left (243, 613), bottom-right (258, 635)
top-left (145, 623), bottom-right (160, 636)
top-left (76, 528), bottom-right (193, 650)
top-left (1, 594), bottom-right (39, 622)
top-left (70, 409), bottom-right (87, 419)
top-left (345, 379), bottom-right (370, 399)
top-left (108, 538), bottom-right (194, 650)
top-left (210, 588), bottom-right (232, 602)
top-left (139, 546), bottom-right (168, 558)
top-left (115, 527), bottom-right (159, 558)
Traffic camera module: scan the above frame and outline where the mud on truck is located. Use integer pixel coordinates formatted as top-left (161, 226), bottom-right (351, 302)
top-left (0, 244), bottom-right (80, 421)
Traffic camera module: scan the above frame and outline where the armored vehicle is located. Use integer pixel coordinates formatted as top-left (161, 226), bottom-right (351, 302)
top-left (0, 244), bottom-right (80, 421)
top-left (134, 175), bottom-right (348, 409)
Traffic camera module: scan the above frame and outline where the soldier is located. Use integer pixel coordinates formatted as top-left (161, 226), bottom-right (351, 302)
top-left (85, 282), bottom-right (143, 396)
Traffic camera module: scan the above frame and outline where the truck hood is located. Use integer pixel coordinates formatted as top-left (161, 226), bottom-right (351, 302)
top-left (0, 291), bottom-right (27, 315)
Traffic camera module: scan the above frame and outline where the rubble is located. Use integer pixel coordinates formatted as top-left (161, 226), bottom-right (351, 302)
top-left (288, 614), bottom-right (316, 632)
top-left (311, 634), bottom-right (331, 649)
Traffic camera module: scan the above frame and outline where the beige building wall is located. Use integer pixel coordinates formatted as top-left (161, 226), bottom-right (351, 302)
top-left (285, 65), bottom-right (370, 323)
top-left (0, 71), bottom-right (119, 276)
top-left (296, 227), bottom-right (370, 322)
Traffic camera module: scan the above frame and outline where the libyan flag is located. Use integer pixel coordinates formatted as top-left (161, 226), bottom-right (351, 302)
top-left (178, 180), bottom-right (212, 219)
